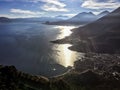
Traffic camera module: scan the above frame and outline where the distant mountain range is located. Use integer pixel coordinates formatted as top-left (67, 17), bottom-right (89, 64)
top-left (0, 17), bottom-right (63, 23)
top-left (69, 7), bottom-right (120, 53)
top-left (0, 17), bottom-right (12, 23)
top-left (45, 11), bottom-right (109, 25)
top-left (97, 11), bottom-right (110, 18)
top-left (73, 7), bottom-right (120, 38)
top-left (0, 11), bottom-right (109, 24)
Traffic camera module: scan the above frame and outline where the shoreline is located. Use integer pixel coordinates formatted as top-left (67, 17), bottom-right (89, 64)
top-left (0, 53), bottom-right (120, 90)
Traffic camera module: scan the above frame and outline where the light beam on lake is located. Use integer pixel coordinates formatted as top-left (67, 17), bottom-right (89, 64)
top-left (53, 26), bottom-right (83, 67)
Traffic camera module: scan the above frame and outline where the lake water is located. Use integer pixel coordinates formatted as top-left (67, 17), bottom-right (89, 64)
top-left (0, 22), bottom-right (83, 77)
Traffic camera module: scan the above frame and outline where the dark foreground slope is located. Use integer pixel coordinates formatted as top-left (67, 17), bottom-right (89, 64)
top-left (52, 7), bottom-right (120, 53)
top-left (0, 53), bottom-right (120, 90)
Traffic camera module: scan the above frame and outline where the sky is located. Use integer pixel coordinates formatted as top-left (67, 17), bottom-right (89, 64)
top-left (0, 0), bottom-right (120, 18)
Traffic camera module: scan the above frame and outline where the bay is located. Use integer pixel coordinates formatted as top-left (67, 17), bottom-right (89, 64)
top-left (0, 22), bottom-right (83, 77)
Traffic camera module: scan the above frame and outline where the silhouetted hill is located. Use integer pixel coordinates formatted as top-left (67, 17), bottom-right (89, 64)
top-left (0, 17), bottom-right (11, 23)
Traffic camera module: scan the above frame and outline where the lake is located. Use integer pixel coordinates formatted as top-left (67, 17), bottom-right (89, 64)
top-left (0, 22), bottom-right (83, 77)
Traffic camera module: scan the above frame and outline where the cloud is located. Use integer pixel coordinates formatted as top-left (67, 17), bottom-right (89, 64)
top-left (3, 0), bottom-right (68, 12)
top-left (41, 4), bottom-right (68, 12)
top-left (81, 0), bottom-right (120, 9)
top-left (10, 9), bottom-right (37, 15)
top-left (31, 0), bottom-right (69, 12)
top-left (10, 8), bottom-right (44, 18)
top-left (38, 0), bottom-right (66, 7)
top-left (3, 0), bottom-right (66, 7)
top-left (27, 0), bottom-right (66, 7)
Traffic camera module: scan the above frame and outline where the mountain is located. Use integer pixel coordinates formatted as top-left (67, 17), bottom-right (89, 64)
top-left (97, 11), bottom-right (109, 18)
top-left (73, 8), bottom-right (120, 37)
top-left (68, 11), bottom-right (109, 23)
top-left (0, 17), bottom-right (11, 23)
top-left (46, 11), bottom-right (109, 25)
top-left (69, 7), bottom-right (120, 53)
top-left (67, 12), bottom-right (96, 23)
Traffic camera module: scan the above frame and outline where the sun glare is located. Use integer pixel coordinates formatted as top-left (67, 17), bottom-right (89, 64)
top-left (63, 44), bottom-right (74, 67)
top-left (55, 26), bottom-right (75, 39)
top-left (54, 26), bottom-right (79, 67)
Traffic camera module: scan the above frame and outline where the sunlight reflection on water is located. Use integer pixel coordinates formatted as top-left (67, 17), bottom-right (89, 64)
top-left (56, 26), bottom-right (74, 38)
top-left (53, 26), bottom-right (83, 67)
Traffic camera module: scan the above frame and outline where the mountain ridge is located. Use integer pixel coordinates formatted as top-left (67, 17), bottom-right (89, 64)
top-left (45, 11), bottom-right (109, 25)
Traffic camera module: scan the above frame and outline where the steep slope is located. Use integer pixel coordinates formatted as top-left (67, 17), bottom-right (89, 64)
top-left (70, 7), bottom-right (120, 53)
